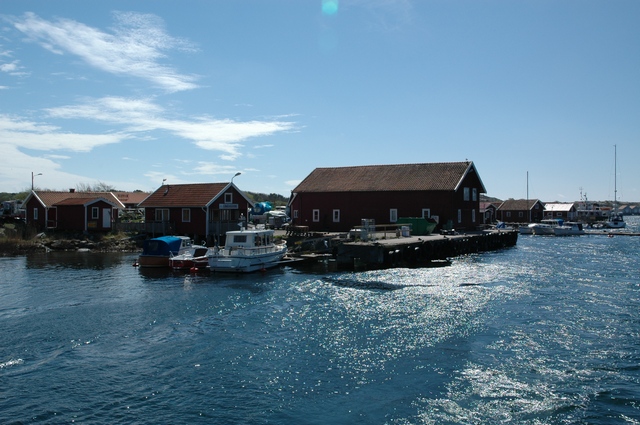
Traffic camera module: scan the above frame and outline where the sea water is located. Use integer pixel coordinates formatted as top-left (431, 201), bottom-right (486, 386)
top-left (1, 217), bottom-right (638, 424)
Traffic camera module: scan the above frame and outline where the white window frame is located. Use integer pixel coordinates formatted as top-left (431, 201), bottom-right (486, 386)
top-left (463, 187), bottom-right (470, 201)
top-left (155, 208), bottom-right (170, 221)
top-left (472, 188), bottom-right (478, 201)
top-left (182, 208), bottom-right (191, 222)
top-left (91, 207), bottom-right (99, 219)
top-left (33, 208), bottom-right (38, 220)
top-left (333, 209), bottom-right (340, 222)
top-left (312, 209), bottom-right (320, 222)
top-left (421, 208), bottom-right (431, 218)
top-left (224, 192), bottom-right (233, 203)
top-left (390, 208), bottom-right (398, 223)
top-left (293, 210), bottom-right (299, 219)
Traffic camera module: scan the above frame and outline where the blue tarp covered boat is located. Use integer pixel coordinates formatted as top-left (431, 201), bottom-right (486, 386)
top-left (137, 236), bottom-right (194, 268)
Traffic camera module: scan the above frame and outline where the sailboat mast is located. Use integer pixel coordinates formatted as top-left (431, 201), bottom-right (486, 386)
top-left (614, 144), bottom-right (617, 212)
top-left (527, 171), bottom-right (530, 222)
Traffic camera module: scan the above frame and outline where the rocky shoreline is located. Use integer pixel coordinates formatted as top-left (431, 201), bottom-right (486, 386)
top-left (0, 235), bottom-right (143, 256)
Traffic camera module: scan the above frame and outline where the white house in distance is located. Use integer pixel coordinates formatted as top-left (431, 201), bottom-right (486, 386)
top-left (544, 202), bottom-right (577, 220)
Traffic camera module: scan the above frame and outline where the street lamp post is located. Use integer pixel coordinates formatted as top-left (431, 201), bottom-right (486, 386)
top-left (229, 171), bottom-right (244, 232)
top-left (31, 172), bottom-right (42, 190)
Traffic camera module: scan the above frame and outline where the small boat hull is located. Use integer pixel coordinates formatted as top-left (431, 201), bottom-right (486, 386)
top-left (208, 247), bottom-right (287, 273)
top-left (138, 255), bottom-right (172, 268)
top-left (169, 247), bottom-right (210, 270)
top-left (531, 225), bottom-right (554, 235)
top-left (553, 222), bottom-right (585, 236)
top-left (169, 256), bottom-right (209, 270)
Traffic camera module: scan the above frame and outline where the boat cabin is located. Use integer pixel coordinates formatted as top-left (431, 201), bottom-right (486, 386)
top-left (224, 229), bottom-right (275, 249)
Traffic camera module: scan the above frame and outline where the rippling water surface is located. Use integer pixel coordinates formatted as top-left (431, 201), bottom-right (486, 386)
top-left (1, 217), bottom-right (639, 424)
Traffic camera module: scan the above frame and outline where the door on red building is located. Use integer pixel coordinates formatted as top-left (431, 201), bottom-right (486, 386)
top-left (103, 208), bottom-right (111, 228)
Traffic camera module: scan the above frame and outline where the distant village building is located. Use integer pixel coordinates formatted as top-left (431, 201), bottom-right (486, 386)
top-left (576, 199), bottom-right (606, 222)
top-left (497, 199), bottom-right (544, 223)
top-left (619, 204), bottom-right (633, 216)
top-left (288, 162), bottom-right (486, 232)
top-left (480, 202), bottom-right (499, 224)
top-left (544, 202), bottom-right (577, 221)
top-left (113, 191), bottom-right (149, 211)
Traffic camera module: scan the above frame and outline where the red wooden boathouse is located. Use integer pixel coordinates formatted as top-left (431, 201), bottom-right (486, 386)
top-left (288, 161), bottom-right (487, 233)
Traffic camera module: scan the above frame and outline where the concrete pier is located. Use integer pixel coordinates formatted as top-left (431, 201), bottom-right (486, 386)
top-left (335, 230), bottom-right (518, 270)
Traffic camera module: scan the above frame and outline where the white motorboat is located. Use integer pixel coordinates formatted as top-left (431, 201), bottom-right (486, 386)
top-left (519, 224), bottom-right (535, 235)
top-left (530, 218), bottom-right (564, 235)
top-left (207, 228), bottom-right (287, 272)
top-left (605, 212), bottom-right (625, 229)
top-left (169, 246), bottom-right (209, 270)
top-left (553, 222), bottom-right (585, 236)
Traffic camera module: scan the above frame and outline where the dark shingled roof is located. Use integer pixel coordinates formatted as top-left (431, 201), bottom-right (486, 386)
top-left (138, 183), bottom-right (230, 207)
top-left (293, 162), bottom-right (484, 193)
top-left (498, 199), bottom-right (543, 210)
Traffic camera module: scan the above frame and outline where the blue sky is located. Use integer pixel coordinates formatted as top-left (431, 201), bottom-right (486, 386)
top-left (1, 1), bottom-right (638, 202)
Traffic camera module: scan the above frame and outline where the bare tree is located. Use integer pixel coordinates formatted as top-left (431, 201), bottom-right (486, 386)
top-left (75, 181), bottom-right (117, 192)
top-left (75, 182), bottom-right (93, 192)
top-left (94, 181), bottom-right (116, 192)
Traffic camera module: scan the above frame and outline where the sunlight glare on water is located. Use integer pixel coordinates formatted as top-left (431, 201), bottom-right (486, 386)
top-left (1, 218), bottom-right (639, 424)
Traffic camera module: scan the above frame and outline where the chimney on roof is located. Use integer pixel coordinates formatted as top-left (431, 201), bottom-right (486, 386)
top-left (69, 188), bottom-right (75, 193)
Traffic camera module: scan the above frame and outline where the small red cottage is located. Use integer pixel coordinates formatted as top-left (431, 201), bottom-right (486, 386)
top-left (23, 190), bottom-right (126, 232)
top-left (138, 182), bottom-right (253, 243)
top-left (288, 161), bottom-right (487, 232)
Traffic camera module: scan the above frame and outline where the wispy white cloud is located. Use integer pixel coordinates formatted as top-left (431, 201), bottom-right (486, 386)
top-left (45, 154), bottom-right (71, 160)
top-left (143, 171), bottom-right (190, 187)
top-left (12, 11), bottom-right (198, 92)
top-left (0, 60), bottom-right (19, 72)
top-left (0, 114), bottom-right (127, 152)
top-left (47, 96), bottom-right (296, 160)
top-left (285, 179), bottom-right (302, 187)
top-left (191, 162), bottom-right (240, 176)
top-left (0, 54), bottom-right (27, 76)
top-left (0, 142), bottom-right (97, 192)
